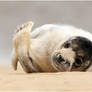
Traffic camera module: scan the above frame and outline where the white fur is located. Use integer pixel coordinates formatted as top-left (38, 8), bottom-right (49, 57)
top-left (29, 24), bottom-right (92, 72)
top-left (12, 22), bottom-right (92, 72)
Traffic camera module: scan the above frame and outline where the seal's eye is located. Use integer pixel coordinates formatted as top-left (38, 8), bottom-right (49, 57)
top-left (64, 43), bottom-right (70, 48)
top-left (74, 58), bottom-right (82, 67)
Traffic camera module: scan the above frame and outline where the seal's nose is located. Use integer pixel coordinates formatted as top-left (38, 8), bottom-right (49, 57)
top-left (57, 54), bottom-right (64, 63)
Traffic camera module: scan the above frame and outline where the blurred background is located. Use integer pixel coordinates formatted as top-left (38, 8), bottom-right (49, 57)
top-left (0, 1), bottom-right (92, 65)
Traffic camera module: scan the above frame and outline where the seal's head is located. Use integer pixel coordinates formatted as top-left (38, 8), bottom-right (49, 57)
top-left (51, 36), bottom-right (92, 71)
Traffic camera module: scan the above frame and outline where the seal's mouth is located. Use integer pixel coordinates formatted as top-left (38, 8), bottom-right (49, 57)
top-left (51, 53), bottom-right (71, 71)
top-left (53, 60), bottom-right (71, 71)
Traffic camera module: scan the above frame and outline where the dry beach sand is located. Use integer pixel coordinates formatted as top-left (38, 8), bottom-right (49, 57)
top-left (0, 65), bottom-right (92, 91)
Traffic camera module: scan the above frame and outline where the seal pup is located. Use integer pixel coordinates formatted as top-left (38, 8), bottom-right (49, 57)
top-left (11, 21), bottom-right (92, 73)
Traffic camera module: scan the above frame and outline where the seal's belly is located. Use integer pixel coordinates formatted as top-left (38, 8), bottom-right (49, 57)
top-left (30, 40), bottom-right (56, 72)
top-left (30, 30), bottom-right (64, 72)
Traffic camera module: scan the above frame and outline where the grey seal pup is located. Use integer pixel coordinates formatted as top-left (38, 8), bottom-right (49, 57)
top-left (11, 22), bottom-right (92, 73)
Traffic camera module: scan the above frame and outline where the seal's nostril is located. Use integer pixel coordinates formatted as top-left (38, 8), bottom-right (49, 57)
top-left (57, 54), bottom-right (64, 63)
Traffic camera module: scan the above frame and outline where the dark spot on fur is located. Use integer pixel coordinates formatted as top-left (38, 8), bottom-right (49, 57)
top-left (73, 36), bottom-right (92, 58)
top-left (71, 36), bottom-right (92, 71)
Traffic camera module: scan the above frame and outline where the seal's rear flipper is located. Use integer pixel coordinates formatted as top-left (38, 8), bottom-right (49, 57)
top-left (12, 21), bottom-right (34, 73)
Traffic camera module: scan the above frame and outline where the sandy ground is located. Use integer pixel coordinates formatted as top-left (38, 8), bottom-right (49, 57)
top-left (0, 66), bottom-right (92, 91)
